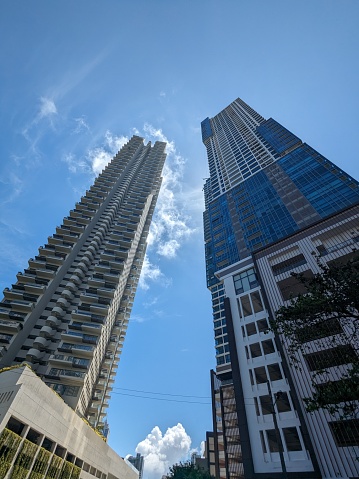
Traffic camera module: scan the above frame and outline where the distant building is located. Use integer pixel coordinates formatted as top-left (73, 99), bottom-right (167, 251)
top-left (191, 451), bottom-right (208, 472)
top-left (127, 453), bottom-right (144, 479)
top-left (202, 98), bottom-right (359, 479)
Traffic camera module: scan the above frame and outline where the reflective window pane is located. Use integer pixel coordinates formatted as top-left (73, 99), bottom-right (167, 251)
top-left (267, 363), bottom-right (282, 381)
top-left (250, 343), bottom-right (261, 358)
top-left (283, 427), bottom-right (302, 451)
top-left (251, 291), bottom-right (263, 313)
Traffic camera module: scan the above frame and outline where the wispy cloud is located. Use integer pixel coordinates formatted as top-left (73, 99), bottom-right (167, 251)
top-left (0, 173), bottom-right (24, 205)
top-left (73, 116), bottom-right (90, 134)
top-left (21, 96), bottom-right (58, 160)
top-left (136, 424), bottom-right (191, 479)
top-left (62, 153), bottom-right (91, 175)
top-left (130, 314), bottom-right (149, 324)
top-left (62, 131), bottom-right (129, 176)
top-left (39, 97), bottom-right (57, 119)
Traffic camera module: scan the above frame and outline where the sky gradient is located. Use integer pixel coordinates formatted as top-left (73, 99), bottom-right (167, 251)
top-left (1, 2), bottom-right (359, 478)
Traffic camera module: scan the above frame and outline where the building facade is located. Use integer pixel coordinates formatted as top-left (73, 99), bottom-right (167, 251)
top-left (0, 136), bottom-right (166, 433)
top-left (202, 98), bottom-right (359, 479)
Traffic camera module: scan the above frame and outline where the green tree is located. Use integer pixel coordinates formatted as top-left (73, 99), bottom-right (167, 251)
top-left (167, 462), bottom-right (213, 479)
top-left (271, 253), bottom-right (359, 419)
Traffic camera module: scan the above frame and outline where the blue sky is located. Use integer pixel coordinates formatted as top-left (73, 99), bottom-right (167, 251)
top-left (1, 1), bottom-right (359, 478)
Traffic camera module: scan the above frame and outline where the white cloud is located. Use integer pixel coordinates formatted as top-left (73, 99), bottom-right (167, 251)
top-left (157, 239), bottom-right (180, 259)
top-left (139, 255), bottom-right (169, 291)
top-left (88, 148), bottom-right (112, 175)
top-left (139, 255), bottom-right (162, 290)
top-left (143, 124), bottom-right (196, 259)
top-left (39, 97), bottom-right (57, 119)
top-left (88, 131), bottom-right (128, 175)
top-left (104, 131), bottom-right (128, 153)
top-left (136, 424), bottom-right (191, 479)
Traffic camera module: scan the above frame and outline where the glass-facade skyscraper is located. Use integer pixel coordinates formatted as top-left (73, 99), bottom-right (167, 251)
top-left (202, 98), bottom-right (359, 479)
top-left (0, 136), bottom-right (166, 433)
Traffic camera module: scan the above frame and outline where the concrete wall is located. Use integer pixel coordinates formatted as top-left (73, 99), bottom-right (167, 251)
top-left (0, 366), bottom-right (138, 479)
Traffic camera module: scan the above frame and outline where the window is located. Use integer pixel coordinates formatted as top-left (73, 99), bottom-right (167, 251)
top-left (266, 430), bottom-right (279, 452)
top-left (233, 268), bottom-right (258, 294)
top-left (329, 419), bottom-right (359, 447)
top-left (257, 318), bottom-right (269, 333)
top-left (262, 339), bottom-right (275, 355)
top-left (241, 295), bottom-right (252, 317)
top-left (73, 357), bottom-right (89, 368)
top-left (315, 379), bottom-right (358, 404)
top-left (296, 318), bottom-right (342, 343)
top-left (267, 363), bottom-right (282, 381)
top-left (246, 322), bottom-right (257, 336)
top-left (277, 270), bottom-right (313, 301)
top-left (259, 430), bottom-right (267, 453)
top-left (254, 397), bottom-right (260, 416)
top-left (260, 395), bottom-right (272, 415)
top-left (271, 254), bottom-right (307, 276)
top-left (250, 343), bottom-right (262, 358)
top-left (276, 392), bottom-right (291, 413)
top-left (251, 291), bottom-right (263, 313)
top-left (305, 345), bottom-right (357, 371)
top-left (254, 367), bottom-right (267, 384)
top-left (283, 428), bottom-right (302, 451)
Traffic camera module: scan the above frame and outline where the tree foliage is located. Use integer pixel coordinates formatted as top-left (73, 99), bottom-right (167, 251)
top-left (271, 253), bottom-right (359, 419)
top-left (167, 462), bottom-right (213, 479)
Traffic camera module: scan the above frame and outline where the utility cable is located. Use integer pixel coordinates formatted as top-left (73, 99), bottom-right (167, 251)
top-left (112, 386), bottom-right (210, 399)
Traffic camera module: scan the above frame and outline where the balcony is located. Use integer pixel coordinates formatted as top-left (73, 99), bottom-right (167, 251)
top-left (61, 330), bottom-right (83, 343)
top-left (0, 319), bottom-right (22, 333)
top-left (58, 342), bottom-right (94, 357)
top-left (72, 310), bottom-right (105, 324)
top-left (48, 368), bottom-right (86, 384)
top-left (0, 308), bottom-right (26, 321)
top-left (21, 283), bottom-right (46, 295)
top-left (0, 334), bottom-right (12, 344)
top-left (81, 322), bottom-right (102, 334)
top-left (46, 315), bottom-right (62, 328)
top-left (33, 336), bottom-right (50, 349)
top-left (40, 325), bottom-right (56, 338)
top-left (90, 303), bottom-right (109, 316)
top-left (4, 300), bottom-right (34, 313)
top-left (49, 354), bottom-right (73, 366)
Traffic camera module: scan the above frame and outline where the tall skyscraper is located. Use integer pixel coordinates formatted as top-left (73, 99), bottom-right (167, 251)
top-left (202, 99), bottom-right (359, 479)
top-left (0, 135), bottom-right (166, 432)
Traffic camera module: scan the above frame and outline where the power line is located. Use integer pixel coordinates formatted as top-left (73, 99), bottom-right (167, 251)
top-left (112, 386), bottom-right (210, 399)
top-left (111, 391), bottom-right (211, 405)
